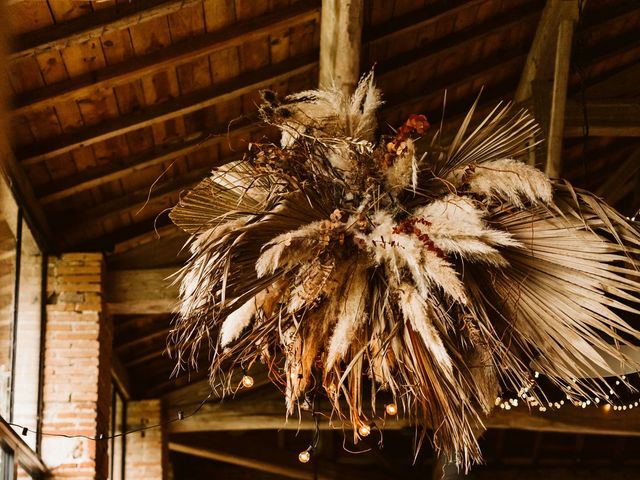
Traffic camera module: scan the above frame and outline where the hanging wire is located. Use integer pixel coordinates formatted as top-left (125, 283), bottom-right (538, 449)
top-left (9, 392), bottom-right (212, 442)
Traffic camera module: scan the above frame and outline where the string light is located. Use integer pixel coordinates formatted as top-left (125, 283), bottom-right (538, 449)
top-left (385, 403), bottom-right (398, 415)
top-left (602, 403), bottom-right (612, 413)
top-left (358, 424), bottom-right (371, 437)
top-left (298, 449), bottom-right (311, 463)
top-left (297, 396), bottom-right (320, 464)
top-left (241, 375), bottom-right (254, 388)
top-left (9, 392), bottom-right (212, 442)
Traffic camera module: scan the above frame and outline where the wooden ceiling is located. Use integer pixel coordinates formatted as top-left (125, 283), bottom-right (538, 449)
top-left (5, 0), bottom-right (640, 256)
top-left (5, 0), bottom-right (639, 394)
top-left (5, 0), bottom-right (640, 476)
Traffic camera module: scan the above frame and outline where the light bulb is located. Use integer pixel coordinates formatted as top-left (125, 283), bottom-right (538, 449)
top-left (358, 424), bottom-right (371, 437)
top-left (602, 403), bottom-right (612, 413)
top-left (241, 375), bottom-right (254, 388)
top-left (385, 403), bottom-right (398, 415)
top-left (298, 450), bottom-right (311, 463)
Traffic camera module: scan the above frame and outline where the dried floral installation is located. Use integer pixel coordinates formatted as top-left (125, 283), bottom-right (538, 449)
top-left (169, 73), bottom-right (640, 468)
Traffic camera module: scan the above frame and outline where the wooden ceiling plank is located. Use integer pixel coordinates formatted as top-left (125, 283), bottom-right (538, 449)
top-left (38, 131), bottom-right (210, 204)
top-left (17, 53), bottom-right (318, 166)
top-left (12, 2), bottom-right (320, 117)
top-left (376, 2), bottom-right (542, 79)
top-left (9, 0), bottom-right (202, 61)
top-left (318, 0), bottom-right (364, 94)
top-left (364, 0), bottom-right (487, 45)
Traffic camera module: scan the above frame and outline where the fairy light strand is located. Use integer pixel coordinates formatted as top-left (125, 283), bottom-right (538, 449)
top-left (9, 392), bottom-right (212, 442)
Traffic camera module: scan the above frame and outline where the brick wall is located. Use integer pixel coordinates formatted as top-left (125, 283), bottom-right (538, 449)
top-left (125, 399), bottom-right (165, 480)
top-left (41, 253), bottom-right (112, 480)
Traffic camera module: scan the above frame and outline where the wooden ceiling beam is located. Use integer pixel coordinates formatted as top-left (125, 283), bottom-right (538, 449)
top-left (74, 213), bottom-right (174, 252)
top-left (105, 267), bottom-right (178, 315)
top-left (564, 98), bottom-right (640, 137)
top-left (1, 152), bottom-right (54, 250)
top-left (110, 223), bottom-right (182, 256)
top-left (583, 62), bottom-right (640, 99)
top-left (11, 2), bottom-right (321, 116)
top-left (545, 4), bottom-right (579, 178)
top-left (9, 0), bottom-right (201, 61)
top-left (168, 442), bottom-right (321, 480)
top-left (33, 2), bottom-right (540, 206)
top-left (514, 0), bottom-right (580, 103)
top-left (162, 367), bottom-right (271, 408)
top-left (115, 326), bottom-right (171, 354)
top-left (37, 0), bottom-right (633, 209)
top-left (514, 0), bottom-right (580, 174)
top-left (168, 391), bottom-right (640, 436)
top-left (318, 0), bottom-right (364, 94)
top-left (16, 53), bottom-right (318, 166)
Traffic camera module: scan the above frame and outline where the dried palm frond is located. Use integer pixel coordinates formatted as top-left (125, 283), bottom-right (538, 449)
top-left (169, 73), bottom-right (640, 470)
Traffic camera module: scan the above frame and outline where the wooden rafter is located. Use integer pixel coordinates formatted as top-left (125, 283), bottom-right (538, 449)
top-left (16, 54), bottom-right (317, 166)
top-left (564, 98), bottom-right (640, 137)
top-left (111, 354), bottom-right (133, 400)
top-left (75, 214), bottom-right (175, 252)
top-left (11, 2), bottom-right (321, 116)
top-left (39, 125), bottom-right (255, 205)
top-left (318, 0), bottom-right (364, 94)
top-left (595, 148), bottom-right (640, 206)
top-left (364, 0), bottom-right (488, 45)
top-left (9, 0), bottom-right (201, 61)
top-left (60, 162), bottom-right (227, 234)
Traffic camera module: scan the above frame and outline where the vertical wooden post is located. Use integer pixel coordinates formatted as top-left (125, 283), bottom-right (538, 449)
top-left (545, 19), bottom-right (575, 178)
top-left (319, 0), bottom-right (364, 95)
top-left (514, 0), bottom-right (580, 170)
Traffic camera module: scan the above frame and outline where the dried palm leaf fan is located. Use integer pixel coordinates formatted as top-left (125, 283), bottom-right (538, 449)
top-left (168, 73), bottom-right (640, 469)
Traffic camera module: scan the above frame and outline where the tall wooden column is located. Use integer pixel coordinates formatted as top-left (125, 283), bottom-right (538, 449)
top-left (319, 0), bottom-right (364, 95)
